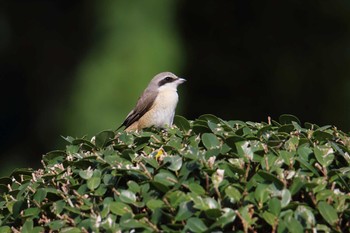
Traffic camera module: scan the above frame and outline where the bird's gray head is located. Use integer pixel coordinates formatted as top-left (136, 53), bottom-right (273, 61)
top-left (148, 72), bottom-right (186, 91)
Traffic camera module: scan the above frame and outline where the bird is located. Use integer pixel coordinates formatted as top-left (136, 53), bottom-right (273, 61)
top-left (118, 72), bottom-right (186, 131)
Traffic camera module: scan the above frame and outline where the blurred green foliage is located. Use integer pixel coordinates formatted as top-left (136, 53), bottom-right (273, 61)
top-left (63, 0), bottom-right (183, 137)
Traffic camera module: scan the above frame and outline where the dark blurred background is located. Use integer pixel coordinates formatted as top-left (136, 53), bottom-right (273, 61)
top-left (1, 0), bottom-right (350, 176)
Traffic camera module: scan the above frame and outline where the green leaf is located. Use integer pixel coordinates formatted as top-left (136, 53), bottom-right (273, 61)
top-left (47, 220), bottom-right (66, 230)
top-left (314, 145), bottom-right (334, 167)
top-left (208, 121), bottom-right (225, 136)
top-left (188, 183), bottom-right (205, 196)
top-left (296, 157), bottom-right (320, 176)
top-left (95, 130), bottom-right (115, 148)
top-left (317, 201), bottom-right (338, 226)
top-left (186, 217), bottom-right (208, 233)
top-left (143, 157), bottom-right (159, 169)
top-left (60, 227), bottom-right (82, 233)
top-left (110, 202), bottom-right (132, 216)
top-left (22, 219), bottom-right (33, 233)
top-left (285, 214), bottom-right (304, 233)
top-left (193, 124), bottom-right (211, 134)
top-left (0, 226), bottom-right (11, 233)
top-left (175, 201), bottom-right (195, 221)
top-left (154, 170), bottom-right (177, 187)
top-left (174, 115), bottom-right (191, 131)
top-left (127, 180), bottom-right (141, 193)
top-left (289, 177), bottom-right (304, 195)
top-left (71, 138), bottom-right (96, 150)
top-left (255, 184), bottom-right (270, 206)
top-left (23, 207), bottom-right (41, 218)
top-left (94, 183), bottom-right (107, 196)
top-left (198, 114), bottom-right (221, 124)
top-left (66, 145), bottom-right (79, 154)
top-left (278, 124), bottom-right (295, 133)
top-left (164, 155), bottom-right (183, 171)
top-left (51, 200), bottom-right (66, 215)
top-left (316, 224), bottom-right (331, 232)
top-left (313, 130), bottom-right (333, 141)
top-left (279, 114), bottom-right (301, 125)
top-left (42, 150), bottom-right (66, 164)
top-left (87, 177), bottom-right (101, 191)
top-left (166, 190), bottom-right (187, 208)
top-left (166, 136), bottom-right (182, 149)
top-left (118, 132), bottom-right (134, 145)
top-left (284, 136), bottom-right (299, 151)
top-left (33, 188), bottom-right (47, 203)
top-left (12, 199), bottom-right (25, 217)
top-left (236, 141), bottom-right (254, 161)
top-left (213, 208), bottom-right (236, 228)
top-left (120, 190), bottom-right (137, 204)
top-left (0, 177), bottom-right (12, 186)
top-left (257, 171), bottom-right (284, 188)
top-left (280, 189), bottom-right (291, 208)
top-left (225, 136), bottom-right (246, 148)
top-left (120, 213), bottom-right (148, 229)
top-left (201, 133), bottom-right (220, 150)
top-left (262, 211), bottom-right (276, 226)
top-left (151, 181), bottom-right (170, 193)
top-left (192, 196), bottom-right (220, 210)
top-left (204, 208), bottom-right (222, 219)
top-left (238, 205), bottom-right (257, 226)
top-left (79, 168), bottom-right (94, 180)
top-left (279, 150), bottom-right (294, 165)
top-left (225, 186), bottom-right (241, 203)
top-left (294, 205), bottom-right (316, 228)
top-left (268, 197), bottom-right (281, 216)
top-left (146, 199), bottom-right (164, 210)
top-left (0, 184), bottom-right (7, 194)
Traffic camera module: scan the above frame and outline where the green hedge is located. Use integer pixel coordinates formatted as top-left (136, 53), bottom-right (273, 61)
top-left (0, 114), bottom-right (349, 232)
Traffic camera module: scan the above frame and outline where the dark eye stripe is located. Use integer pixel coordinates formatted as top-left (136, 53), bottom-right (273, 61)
top-left (158, 76), bottom-right (176, 86)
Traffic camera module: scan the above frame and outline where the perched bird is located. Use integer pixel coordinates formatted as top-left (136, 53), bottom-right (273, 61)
top-left (118, 72), bottom-right (186, 131)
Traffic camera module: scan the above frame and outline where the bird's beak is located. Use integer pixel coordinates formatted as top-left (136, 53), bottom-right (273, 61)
top-left (177, 78), bottom-right (186, 84)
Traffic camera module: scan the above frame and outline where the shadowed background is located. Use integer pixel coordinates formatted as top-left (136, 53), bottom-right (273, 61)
top-left (1, 0), bottom-right (350, 176)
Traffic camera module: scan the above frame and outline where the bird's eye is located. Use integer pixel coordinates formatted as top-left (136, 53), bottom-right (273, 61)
top-left (158, 76), bottom-right (175, 86)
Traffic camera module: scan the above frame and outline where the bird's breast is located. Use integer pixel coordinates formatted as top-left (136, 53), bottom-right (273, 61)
top-left (142, 90), bottom-right (179, 127)
top-left (154, 90), bottom-right (179, 110)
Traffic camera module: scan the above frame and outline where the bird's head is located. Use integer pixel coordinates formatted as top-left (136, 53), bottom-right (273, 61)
top-left (149, 72), bottom-right (186, 92)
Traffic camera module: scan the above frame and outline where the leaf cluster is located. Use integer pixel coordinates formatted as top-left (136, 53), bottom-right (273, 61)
top-left (0, 114), bottom-right (350, 232)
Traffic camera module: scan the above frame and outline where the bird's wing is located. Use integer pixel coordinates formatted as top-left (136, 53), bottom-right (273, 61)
top-left (118, 89), bottom-right (158, 129)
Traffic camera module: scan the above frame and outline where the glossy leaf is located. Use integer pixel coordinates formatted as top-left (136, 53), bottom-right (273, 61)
top-left (87, 177), bottom-right (101, 191)
top-left (175, 201), bottom-right (195, 221)
top-left (173, 115), bottom-right (191, 132)
top-left (186, 217), bottom-right (208, 233)
top-left (95, 130), bottom-right (115, 148)
top-left (146, 199), bottom-right (164, 210)
top-left (110, 202), bottom-right (132, 216)
top-left (120, 190), bottom-right (137, 204)
top-left (79, 168), bottom-right (94, 180)
top-left (188, 183), bottom-right (205, 195)
top-left (33, 188), bottom-right (47, 203)
top-left (317, 201), bottom-right (338, 226)
top-left (314, 145), bottom-right (335, 167)
top-left (268, 197), bottom-right (281, 216)
top-left (164, 155), bottom-right (183, 171)
top-left (202, 133), bottom-right (220, 150)
top-left (279, 114), bottom-right (301, 125)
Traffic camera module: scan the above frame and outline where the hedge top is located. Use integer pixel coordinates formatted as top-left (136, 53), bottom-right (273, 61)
top-left (0, 114), bottom-right (349, 233)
